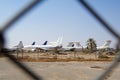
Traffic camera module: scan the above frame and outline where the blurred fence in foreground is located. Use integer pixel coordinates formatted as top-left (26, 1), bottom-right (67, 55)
top-left (0, 0), bottom-right (120, 80)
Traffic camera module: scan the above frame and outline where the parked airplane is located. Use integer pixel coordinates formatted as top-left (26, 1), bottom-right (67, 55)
top-left (36, 37), bottom-right (63, 50)
top-left (97, 40), bottom-right (112, 50)
top-left (16, 37), bottom-right (62, 51)
top-left (60, 42), bottom-right (75, 51)
top-left (61, 42), bottom-right (83, 51)
top-left (7, 41), bottom-right (24, 52)
top-left (23, 41), bottom-right (48, 51)
top-left (7, 37), bottom-right (62, 52)
top-left (7, 41), bottom-right (42, 52)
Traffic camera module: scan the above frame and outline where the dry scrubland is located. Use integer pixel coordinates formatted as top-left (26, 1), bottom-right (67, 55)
top-left (13, 51), bottom-right (116, 62)
top-left (0, 52), bottom-right (119, 80)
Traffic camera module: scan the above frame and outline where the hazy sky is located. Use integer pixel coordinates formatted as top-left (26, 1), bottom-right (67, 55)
top-left (0, 0), bottom-right (120, 48)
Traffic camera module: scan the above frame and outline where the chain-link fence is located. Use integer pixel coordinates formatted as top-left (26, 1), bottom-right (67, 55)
top-left (0, 0), bottom-right (120, 80)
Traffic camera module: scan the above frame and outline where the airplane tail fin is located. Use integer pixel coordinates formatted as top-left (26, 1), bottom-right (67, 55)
top-left (67, 42), bottom-right (74, 47)
top-left (103, 40), bottom-right (111, 47)
top-left (75, 42), bottom-right (82, 47)
top-left (56, 37), bottom-right (63, 44)
top-left (18, 41), bottom-right (24, 49)
top-left (32, 41), bottom-right (35, 45)
top-left (72, 44), bottom-right (74, 47)
top-left (49, 37), bottom-right (63, 46)
top-left (43, 41), bottom-right (48, 45)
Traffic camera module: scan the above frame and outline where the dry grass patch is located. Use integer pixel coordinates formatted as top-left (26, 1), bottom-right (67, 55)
top-left (18, 56), bottom-right (114, 62)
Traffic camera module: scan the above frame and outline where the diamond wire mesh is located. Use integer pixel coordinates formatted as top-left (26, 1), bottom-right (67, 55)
top-left (79, 0), bottom-right (120, 80)
top-left (0, 0), bottom-right (43, 80)
top-left (0, 0), bottom-right (119, 80)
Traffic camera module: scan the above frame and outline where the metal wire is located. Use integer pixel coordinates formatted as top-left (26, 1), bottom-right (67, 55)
top-left (0, 0), bottom-right (120, 80)
top-left (96, 51), bottom-right (120, 80)
top-left (79, 0), bottom-right (120, 40)
top-left (0, 0), bottom-right (43, 80)
top-left (1, 0), bottom-right (42, 33)
top-left (1, 49), bottom-right (43, 80)
top-left (79, 0), bottom-right (120, 80)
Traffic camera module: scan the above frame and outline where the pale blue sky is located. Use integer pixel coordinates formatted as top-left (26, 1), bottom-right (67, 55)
top-left (0, 0), bottom-right (120, 48)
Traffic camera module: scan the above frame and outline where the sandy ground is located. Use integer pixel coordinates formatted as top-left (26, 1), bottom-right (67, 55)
top-left (0, 57), bottom-right (120, 80)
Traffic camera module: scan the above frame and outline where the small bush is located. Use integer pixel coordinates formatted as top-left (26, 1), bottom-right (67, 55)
top-left (98, 55), bottom-right (109, 59)
top-left (105, 51), bottom-right (115, 55)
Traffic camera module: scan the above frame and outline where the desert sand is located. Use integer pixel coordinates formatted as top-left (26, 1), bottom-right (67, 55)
top-left (0, 57), bottom-right (120, 80)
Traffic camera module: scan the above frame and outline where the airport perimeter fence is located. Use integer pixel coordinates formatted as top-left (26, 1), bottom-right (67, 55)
top-left (0, 0), bottom-right (120, 80)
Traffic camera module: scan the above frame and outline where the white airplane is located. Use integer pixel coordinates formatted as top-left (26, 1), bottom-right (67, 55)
top-left (7, 41), bottom-right (24, 52)
top-left (35, 37), bottom-right (63, 50)
top-left (8, 37), bottom-right (62, 52)
top-left (22, 37), bottom-right (63, 51)
top-left (23, 41), bottom-right (48, 51)
top-left (60, 42), bottom-right (75, 51)
top-left (61, 42), bottom-right (83, 51)
top-left (7, 41), bottom-right (45, 52)
top-left (97, 40), bottom-right (112, 50)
